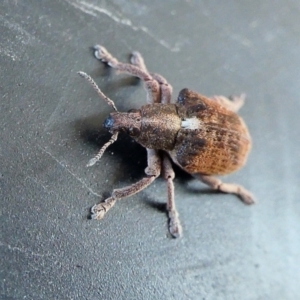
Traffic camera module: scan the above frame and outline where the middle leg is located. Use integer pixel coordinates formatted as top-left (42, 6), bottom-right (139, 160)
top-left (162, 154), bottom-right (182, 238)
top-left (130, 51), bottom-right (173, 104)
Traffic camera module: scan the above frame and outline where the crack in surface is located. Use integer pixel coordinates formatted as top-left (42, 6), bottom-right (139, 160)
top-left (38, 146), bottom-right (101, 197)
top-left (65, 0), bottom-right (182, 52)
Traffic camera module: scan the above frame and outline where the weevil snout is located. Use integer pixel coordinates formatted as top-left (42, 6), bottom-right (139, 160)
top-left (104, 111), bottom-right (142, 136)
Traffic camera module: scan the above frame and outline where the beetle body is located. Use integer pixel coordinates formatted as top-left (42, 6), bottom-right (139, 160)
top-left (79, 45), bottom-right (255, 238)
top-left (105, 88), bottom-right (251, 177)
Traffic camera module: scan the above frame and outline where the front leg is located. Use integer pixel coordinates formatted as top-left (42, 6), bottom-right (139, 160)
top-left (91, 149), bottom-right (161, 220)
top-left (94, 45), bottom-right (160, 104)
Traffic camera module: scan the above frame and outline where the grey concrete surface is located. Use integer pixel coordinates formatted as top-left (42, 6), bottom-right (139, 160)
top-left (1, 1), bottom-right (300, 299)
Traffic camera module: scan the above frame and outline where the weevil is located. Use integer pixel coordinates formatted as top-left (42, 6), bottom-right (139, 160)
top-left (78, 45), bottom-right (255, 238)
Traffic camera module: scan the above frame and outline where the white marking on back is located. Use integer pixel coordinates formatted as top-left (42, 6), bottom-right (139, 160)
top-left (181, 117), bottom-right (201, 130)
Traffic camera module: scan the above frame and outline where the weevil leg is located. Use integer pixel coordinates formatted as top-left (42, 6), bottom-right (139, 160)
top-left (94, 45), bottom-right (160, 104)
top-left (195, 174), bottom-right (255, 205)
top-left (210, 94), bottom-right (246, 112)
top-left (162, 154), bottom-right (182, 238)
top-left (130, 51), bottom-right (173, 104)
top-left (151, 73), bottom-right (173, 104)
top-left (130, 51), bottom-right (149, 72)
top-left (91, 149), bottom-right (161, 220)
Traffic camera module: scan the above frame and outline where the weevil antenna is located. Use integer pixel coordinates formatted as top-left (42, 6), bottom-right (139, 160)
top-left (77, 71), bottom-right (118, 112)
top-left (87, 132), bottom-right (119, 167)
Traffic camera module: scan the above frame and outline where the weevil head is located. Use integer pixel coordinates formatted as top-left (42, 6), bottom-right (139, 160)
top-left (104, 109), bottom-right (142, 137)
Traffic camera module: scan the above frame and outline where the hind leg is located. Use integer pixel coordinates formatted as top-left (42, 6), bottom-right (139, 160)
top-left (195, 174), bottom-right (255, 205)
top-left (211, 94), bottom-right (246, 112)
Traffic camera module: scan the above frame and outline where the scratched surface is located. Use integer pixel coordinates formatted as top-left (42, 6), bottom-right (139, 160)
top-left (1, 1), bottom-right (300, 299)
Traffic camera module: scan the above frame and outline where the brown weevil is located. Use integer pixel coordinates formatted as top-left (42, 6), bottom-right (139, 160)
top-left (78, 45), bottom-right (255, 238)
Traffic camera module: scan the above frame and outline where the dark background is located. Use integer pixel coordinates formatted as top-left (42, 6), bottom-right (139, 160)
top-left (1, 1), bottom-right (300, 299)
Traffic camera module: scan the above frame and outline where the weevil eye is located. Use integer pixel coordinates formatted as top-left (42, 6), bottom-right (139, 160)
top-left (128, 127), bottom-right (140, 137)
top-left (104, 115), bottom-right (114, 129)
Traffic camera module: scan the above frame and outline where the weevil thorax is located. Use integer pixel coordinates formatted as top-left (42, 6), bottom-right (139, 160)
top-left (104, 103), bottom-right (182, 150)
top-left (104, 109), bottom-right (142, 137)
top-left (133, 103), bottom-right (181, 150)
